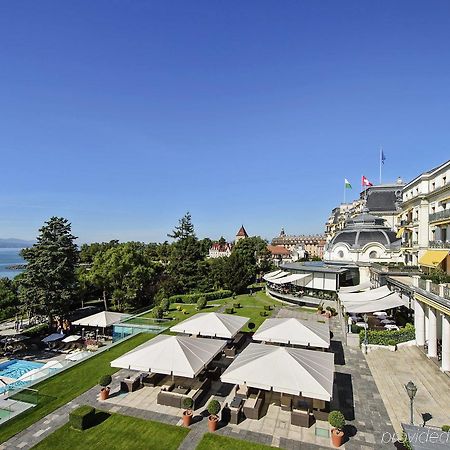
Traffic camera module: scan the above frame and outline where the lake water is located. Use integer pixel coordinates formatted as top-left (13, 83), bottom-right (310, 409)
top-left (0, 248), bottom-right (25, 279)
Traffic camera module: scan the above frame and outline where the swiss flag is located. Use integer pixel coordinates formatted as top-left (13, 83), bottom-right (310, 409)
top-left (362, 176), bottom-right (373, 187)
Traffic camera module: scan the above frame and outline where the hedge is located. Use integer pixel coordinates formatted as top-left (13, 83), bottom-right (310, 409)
top-left (359, 324), bottom-right (415, 346)
top-left (168, 290), bottom-right (232, 304)
top-left (69, 405), bottom-right (96, 431)
top-left (22, 323), bottom-right (49, 337)
top-left (224, 307), bottom-right (234, 314)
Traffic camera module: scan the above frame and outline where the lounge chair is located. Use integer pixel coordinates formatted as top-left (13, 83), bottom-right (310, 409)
top-left (291, 407), bottom-right (312, 427)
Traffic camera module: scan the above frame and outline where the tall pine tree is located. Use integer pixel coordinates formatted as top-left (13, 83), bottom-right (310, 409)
top-left (19, 217), bottom-right (78, 325)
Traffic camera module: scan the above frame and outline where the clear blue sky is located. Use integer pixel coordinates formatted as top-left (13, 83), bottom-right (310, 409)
top-left (1, 1), bottom-right (449, 243)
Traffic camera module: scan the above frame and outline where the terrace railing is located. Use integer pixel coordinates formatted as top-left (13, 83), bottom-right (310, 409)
top-left (429, 209), bottom-right (450, 223)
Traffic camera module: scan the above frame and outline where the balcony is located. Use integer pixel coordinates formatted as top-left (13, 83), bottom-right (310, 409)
top-left (429, 240), bottom-right (450, 249)
top-left (429, 209), bottom-right (450, 223)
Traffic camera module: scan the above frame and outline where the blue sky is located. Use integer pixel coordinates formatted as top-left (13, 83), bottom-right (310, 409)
top-left (1, 1), bottom-right (449, 243)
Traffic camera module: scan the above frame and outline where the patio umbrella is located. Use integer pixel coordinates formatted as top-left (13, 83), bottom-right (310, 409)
top-left (373, 311), bottom-right (387, 317)
top-left (73, 311), bottom-right (130, 328)
top-left (110, 335), bottom-right (226, 378)
top-left (17, 368), bottom-right (51, 382)
top-left (42, 333), bottom-right (65, 343)
top-left (221, 343), bottom-right (335, 401)
top-left (170, 312), bottom-right (249, 339)
top-left (42, 360), bottom-right (71, 370)
top-left (252, 318), bottom-right (330, 349)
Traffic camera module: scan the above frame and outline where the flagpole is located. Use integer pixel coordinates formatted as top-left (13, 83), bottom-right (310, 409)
top-left (379, 147), bottom-right (382, 185)
top-left (344, 180), bottom-right (346, 204)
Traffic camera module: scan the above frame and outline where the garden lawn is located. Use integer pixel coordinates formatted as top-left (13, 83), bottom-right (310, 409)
top-left (0, 332), bottom-right (155, 444)
top-left (32, 411), bottom-right (188, 450)
top-left (196, 433), bottom-right (275, 450)
top-left (222, 292), bottom-right (283, 331)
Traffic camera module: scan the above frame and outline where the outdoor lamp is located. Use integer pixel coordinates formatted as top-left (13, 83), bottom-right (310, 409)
top-left (363, 313), bottom-right (369, 354)
top-left (405, 381), bottom-right (417, 425)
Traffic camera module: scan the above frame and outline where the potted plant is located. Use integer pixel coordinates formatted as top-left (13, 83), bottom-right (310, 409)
top-left (182, 397), bottom-right (194, 427)
top-left (328, 410), bottom-right (345, 447)
top-left (99, 374), bottom-right (112, 400)
top-left (207, 399), bottom-right (221, 432)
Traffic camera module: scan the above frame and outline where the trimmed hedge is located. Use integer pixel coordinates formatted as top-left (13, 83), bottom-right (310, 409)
top-left (263, 305), bottom-right (271, 311)
top-left (69, 405), bottom-right (96, 431)
top-left (168, 290), bottom-right (233, 304)
top-left (359, 323), bottom-right (415, 346)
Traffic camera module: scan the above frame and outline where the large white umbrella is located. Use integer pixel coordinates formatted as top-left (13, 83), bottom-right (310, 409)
top-left (73, 311), bottom-right (130, 328)
top-left (221, 343), bottom-right (335, 401)
top-left (110, 335), bottom-right (226, 378)
top-left (253, 318), bottom-right (330, 349)
top-left (170, 312), bottom-right (249, 339)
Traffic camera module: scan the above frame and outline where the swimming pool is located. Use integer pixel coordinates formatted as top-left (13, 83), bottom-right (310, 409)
top-left (0, 360), bottom-right (44, 380)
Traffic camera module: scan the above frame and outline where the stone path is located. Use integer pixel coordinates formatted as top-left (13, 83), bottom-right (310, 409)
top-left (366, 345), bottom-right (450, 433)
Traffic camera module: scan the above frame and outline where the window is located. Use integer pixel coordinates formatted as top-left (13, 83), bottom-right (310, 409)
top-left (432, 182), bottom-right (435, 191)
top-left (337, 250), bottom-right (344, 258)
top-left (444, 176), bottom-right (447, 185)
top-left (369, 250), bottom-right (378, 259)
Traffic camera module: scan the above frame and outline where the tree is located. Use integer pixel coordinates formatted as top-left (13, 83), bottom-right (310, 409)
top-left (167, 212), bottom-right (195, 240)
top-left (222, 252), bottom-right (254, 294)
top-left (18, 217), bottom-right (78, 324)
top-left (0, 278), bottom-right (18, 321)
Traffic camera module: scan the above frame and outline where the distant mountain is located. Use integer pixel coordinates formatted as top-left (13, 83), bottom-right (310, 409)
top-left (0, 238), bottom-right (34, 248)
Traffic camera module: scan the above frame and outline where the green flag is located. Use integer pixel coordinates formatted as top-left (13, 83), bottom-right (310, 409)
top-left (344, 178), bottom-right (352, 189)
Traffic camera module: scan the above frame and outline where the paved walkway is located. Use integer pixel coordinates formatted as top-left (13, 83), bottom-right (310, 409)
top-left (366, 345), bottom-right (450, 434)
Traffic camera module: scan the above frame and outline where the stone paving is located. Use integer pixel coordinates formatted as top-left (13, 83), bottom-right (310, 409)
top-left (366, 344), bottom-right (450, 433)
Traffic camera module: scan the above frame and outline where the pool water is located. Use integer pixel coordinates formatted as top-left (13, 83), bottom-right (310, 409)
top-left (0, 360), bottom-right (44, 380)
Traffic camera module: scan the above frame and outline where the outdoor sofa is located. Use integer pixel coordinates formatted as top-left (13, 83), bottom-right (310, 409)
top-left (243, 389), bottom-right (265, 420)
top-left (157, 377), bottom-right (211, 409)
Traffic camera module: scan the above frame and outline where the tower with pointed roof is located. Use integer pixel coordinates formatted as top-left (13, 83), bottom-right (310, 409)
top-left (235, 225), bottom-right (248, 243)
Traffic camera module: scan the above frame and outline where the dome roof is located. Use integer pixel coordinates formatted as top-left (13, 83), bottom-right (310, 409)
top-left (328, 212), bottom-right (401, 250)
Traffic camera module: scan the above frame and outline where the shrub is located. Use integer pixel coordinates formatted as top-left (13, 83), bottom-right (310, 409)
top-left (99, 375), bottom-right (112, 387)
top-left (248, 322), bottom-right (255, 330)
top-left (69, 405), bottom-right (96, 431)
top-left (225, 307), bottom-right (234, 314)
top-left (260, 311), bottom-right (268, 317)
top-left (168, 290), bottom-right (233, 304)
top-left (160, 298), bottom-right (170, 311)
top-left (182, 309), bottom-right (188, 315)
top-left (359, 326), bottom-right (415, 346)
top-left (442, 425), bottom-right (450, 432)
top-left (176, 305), bottom-right (182, 311)
top-left (22, 323), bottom-right (49, 338)
top-left (153, 307), bottom-right (163, 319)
top-left (264, 305), bottom-right (271, 311)
top-left (387, 339), bottom-right (397, 347)
top-left (232, 303), bottom-right (240, 309)
top-left (325, 306), bottom-right (332, 311)
top-left (351, 324), bottom-right (363, 334)
top-left (182, 397), bottom-right (194, 410)
top-left (196, 297), bottom-right (207, 310)
top-left (328, 410), bottom-right (345, 431)
top-left (317, 305), bottom-right (323, 312)
top-left (207, 399), bottom-right (221, 416)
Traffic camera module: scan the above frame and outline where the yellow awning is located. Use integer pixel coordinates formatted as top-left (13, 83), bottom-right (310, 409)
top-left (396, 227), bottom-right (405, 238)
top-left (439, 195), bottom-right (450, 203)
top-left (419, 250), bottom-right (449, 268)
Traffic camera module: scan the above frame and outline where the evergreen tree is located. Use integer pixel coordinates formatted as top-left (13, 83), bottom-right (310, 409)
top-left (167, 212), bottom-right (195, 239)
top-left (19, 217), bottom-right (78, 324)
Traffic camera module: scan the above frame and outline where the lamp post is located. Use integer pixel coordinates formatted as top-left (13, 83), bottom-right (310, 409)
top-left (363, 313), bottom-right (368, 354)
top-left (405, 381), bottom-right (417, 425)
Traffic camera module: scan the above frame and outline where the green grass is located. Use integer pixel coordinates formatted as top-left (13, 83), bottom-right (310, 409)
top-left (0, 332), bottom-right (155, 444)
top-left (32, 410), bottom-right (188, 450)
top-left (222, 292), bottom-right (282, 331)
top-left (196, 433), bottom-right (275, 450)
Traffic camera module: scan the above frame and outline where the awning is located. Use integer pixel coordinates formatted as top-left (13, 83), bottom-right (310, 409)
top-left (338, 285), bottom-right (391, 304)
top-left (263, 270), bottom-right (282, 281)
top-left (61, 335), bottom-right (82, 343)
top-left (221, 343), bottom-right (334, 401)
top-left (264, 271), bottom-right (290, 281)
top-left (342, 292), bottom-right (406, 313)
top-left (253, 318), bottom-right (330, 348)
top-left (419, 250), bottom-right (449, 268)
top-left (269, 273), bottom-right (311, 285)
top-left (339, 281), bottom-right (372, 293)
top-left (170, 312), bottom-right (249, 339)
top-left (110, 335), bottom-right (226, 378)
top-left (73, 311), bottom-right (130, 328)
top-left (396, 227), bottom-right (405, 238)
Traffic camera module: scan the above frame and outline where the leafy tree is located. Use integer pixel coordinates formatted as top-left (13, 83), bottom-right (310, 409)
top-left (18, 217), bottom-right (78, 324)
top-left (222, 252), bottom-right (254, 293)
top-left (0, 278), bottom-right (18, 321)
top-left (196, 296), bottom-right (207, 310)
top-left (160, 298), bottom-right (170, 311)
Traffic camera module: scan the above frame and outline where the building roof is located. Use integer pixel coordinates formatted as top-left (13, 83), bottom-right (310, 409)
top-left (236, 225), bottom-right (248, 237)
top-left (210, 242), bottom-right (233, 252)
top-left (281, 262), bottom-right (349, 274)
top-left (267, 245), bottom-right (291, 256)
